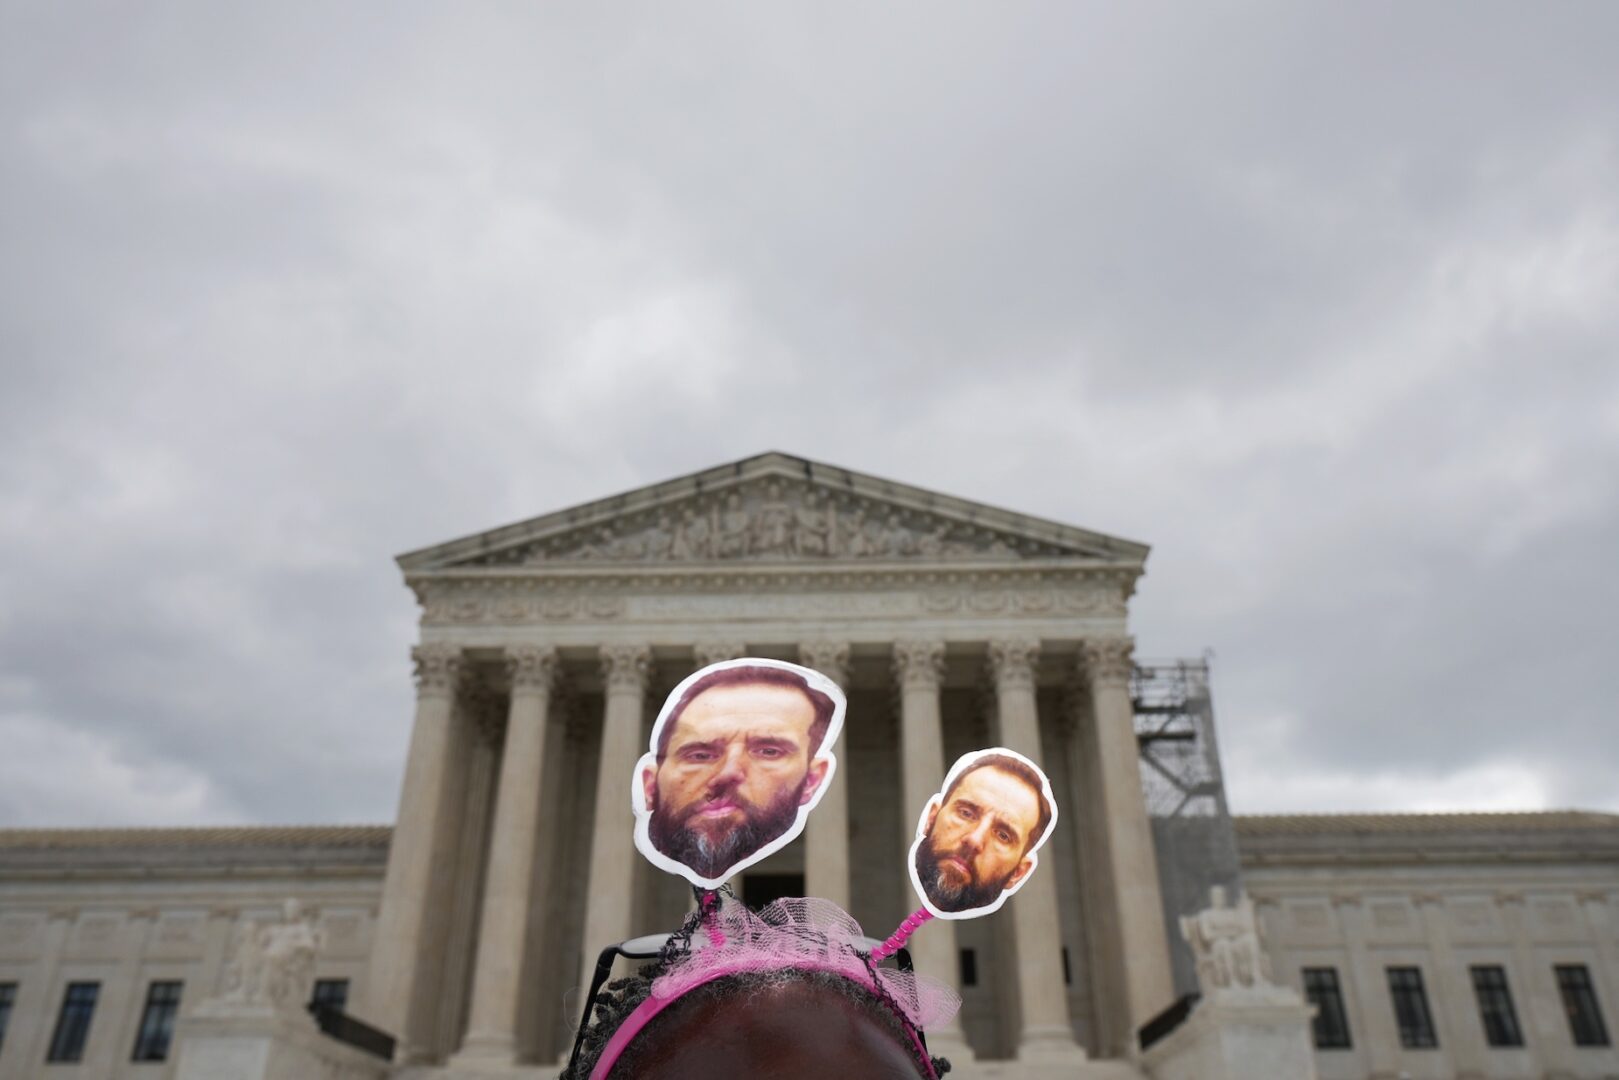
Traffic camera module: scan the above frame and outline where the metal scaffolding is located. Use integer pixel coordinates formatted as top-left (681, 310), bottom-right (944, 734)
top-left (1133, 657), bottom-right (1244, 999)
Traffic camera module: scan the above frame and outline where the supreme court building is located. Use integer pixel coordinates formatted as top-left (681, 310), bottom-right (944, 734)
top-left (2, 452), bottom-right (1616, 1080)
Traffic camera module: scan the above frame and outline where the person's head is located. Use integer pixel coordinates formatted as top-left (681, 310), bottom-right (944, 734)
top-left (915, 754), bottom-right (1054, 914)
top-left (642, 664), bottom-right (837, 881)
top-left (575, 968), bottom-right (939, 1080)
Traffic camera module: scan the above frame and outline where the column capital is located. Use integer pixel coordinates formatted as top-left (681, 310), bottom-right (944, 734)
top-left (412, 643), bottom-right (464, 700)
top-left (693, 640), bottom-right (747, 668)
top-left (893, 639), bottom-right (947, 691)
top-left (1080, 637), bottom-right (1135, 689)
top-left (600, 644), bottom-right (652, 695)
top-left (798, 640), bottom-right (851, 689)
top-left (987, 637), bottom-right (1041, 691)
top-left (504, 645), bottom-right (559, 695)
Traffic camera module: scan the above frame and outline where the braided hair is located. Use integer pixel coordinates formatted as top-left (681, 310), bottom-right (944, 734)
top-left (562, 890), bottom-right (951, 1079)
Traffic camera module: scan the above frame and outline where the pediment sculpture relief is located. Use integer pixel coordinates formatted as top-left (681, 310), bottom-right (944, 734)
top-left (462, 481), bottom-right (1077, 566)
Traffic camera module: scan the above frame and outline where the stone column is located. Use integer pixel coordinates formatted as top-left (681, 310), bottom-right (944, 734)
top-left (1079, 637), bottom-right (1176, 1034)
top-left (1414, 892), bottom-right (1485, 1079)
top-left (89, 908), bottom-right (158, 1075)
top-left (456, 646), bottom-right (559, 1064)
top-left (577, 644), bottom-right (652, 996)
top-left (1331, 894), bottom-right (1399, 1079)
top-left (800, 640), bottom-right (852, 911)
top-left (362, 643), bottom-right (463, 1059)
top-left (893, 639), bottom-right (974, 1062)
top-left (987, 638), bottom-right (1085, 1062)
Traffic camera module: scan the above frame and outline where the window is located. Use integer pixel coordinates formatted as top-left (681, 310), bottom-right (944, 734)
top-left (958, 949), bottom-right (977, 988)
top-left (0, 982), bottom-right (16, 1054)
top-left (740, 874), bottom-right (803, 911)
top-left (1302, 967), bottom-right (1352, 1049)
top-left (130, 981), bottom-right (182, 1062)
top-left (1469, 966), bottom-right (1523, 1048)
top-left (309, 978), bottom-right (349, 1012)
top-left (1386, 966), bottom-right (1438, 1049)
top-left (1555, 965), bottom-right (1611, 1047)
top-left (46, 981), bottom-right (99, 1063)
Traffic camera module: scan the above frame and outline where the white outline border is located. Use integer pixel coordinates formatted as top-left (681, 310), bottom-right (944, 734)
top-left (631, 657), bottom-right (847, 890)
top-left (905, 746), bottom-right (1059, 920)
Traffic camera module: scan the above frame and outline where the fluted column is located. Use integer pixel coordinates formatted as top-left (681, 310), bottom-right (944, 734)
top-left (363, 644), bottom-right (464, 1060)
top-left (456, 646), bottom-right (559, 1063)
top-left (1078, 637), bottom-right (1175, 1037)
top-left (988, 638), bottom-right (1085, 1062)
top-left (894, 640), bottom-right (974, 1062)
top-left (577, 644), bottom-right (652, 996)
top-left (800, 640), bottom-right (852, 910)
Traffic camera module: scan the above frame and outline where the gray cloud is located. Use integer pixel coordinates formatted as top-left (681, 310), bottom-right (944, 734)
top-left (2, 1), bottom-right (1616, 825)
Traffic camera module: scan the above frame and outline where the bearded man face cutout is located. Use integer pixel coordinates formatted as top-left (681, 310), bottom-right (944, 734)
top-left (913, 751), bottom-right (1054, 917)
top-left (639, 662), bottom-right (839, 885)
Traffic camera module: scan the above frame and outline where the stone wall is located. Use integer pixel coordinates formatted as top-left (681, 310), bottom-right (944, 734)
top-left (1240, 812), bottom-right (1619, 1080)
top-left (0, 828), bottom-right (386, 1080)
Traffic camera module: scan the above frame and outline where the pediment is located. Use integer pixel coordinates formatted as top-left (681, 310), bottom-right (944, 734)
top-left (397, 452), bottom-right (1147, 572)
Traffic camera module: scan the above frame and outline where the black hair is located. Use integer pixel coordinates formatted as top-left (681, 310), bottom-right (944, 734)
top-left (940, 753), bottom-right (1053, 854)
top-left (562, 895), bottom-right (951, 1080)
top-left (658, 664), bottom-right (837, 760)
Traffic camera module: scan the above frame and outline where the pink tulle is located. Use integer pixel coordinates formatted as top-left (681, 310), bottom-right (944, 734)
top-left (589, 896), bottom-right (960, 1080)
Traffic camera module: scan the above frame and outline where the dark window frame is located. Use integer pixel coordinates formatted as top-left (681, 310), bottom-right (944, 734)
top-left (309, 978), bottom-right (350, 1012)
top-left (1469, 965), bottom-right (1524, 1048)
top-left (1386, 966), bottom-right (1439, 1049)
top-left (130, 980), bottom-right (183, 1062)
top-left (0, 982), bottom-right (16, 1055)
top-left (958, 948), bottom-right (977, 988)
top-left (46, 981), bottom-right (100, 1063)
top-left (1302, 966), bottom-right (1353, 1049)
top-left (1555, 964), bottom-right (1611, 1048)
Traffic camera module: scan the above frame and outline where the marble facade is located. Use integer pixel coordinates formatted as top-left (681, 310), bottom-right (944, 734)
top-left (369, 453), bottom-right (1173, 1069)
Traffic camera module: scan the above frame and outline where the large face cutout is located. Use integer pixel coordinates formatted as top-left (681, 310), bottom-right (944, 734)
top-left (633, 658), bottom-right (846, 889)
top-left (906, 747), bottom-right (1058, 920)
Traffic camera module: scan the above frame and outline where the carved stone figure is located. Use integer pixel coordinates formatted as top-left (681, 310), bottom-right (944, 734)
top-left (842, 507), bottom-right (871, 558)
top-left (672, 507), bottom-right (710, 560)
top-left (643, 515), bottom-right (674, 561)
top-left (794, 490), bottom-right (831, 557)
top-left (1180, 885), bottom-right (1273, 994)
top-left (753, 482), bottom-right (793, 555)
top-left (717, 493), bottom-right (750, 559)
top-left (219, 899), bottom-right (323, 1012)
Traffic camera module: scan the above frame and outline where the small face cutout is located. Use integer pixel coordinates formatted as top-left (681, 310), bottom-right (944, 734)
top-left (907, 747), bottom-right (1058, 920)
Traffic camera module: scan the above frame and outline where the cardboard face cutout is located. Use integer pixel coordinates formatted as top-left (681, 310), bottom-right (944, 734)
top-left (907, 747), bottom-right (1058, 920)
top-left (633, 658), bottom-right (846, 890)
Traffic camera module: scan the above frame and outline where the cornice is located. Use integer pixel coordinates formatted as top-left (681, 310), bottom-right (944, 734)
top-left (405, 558), bottom-right (1142, 591)
top-left (396, 452), bottom-right (1151, 571)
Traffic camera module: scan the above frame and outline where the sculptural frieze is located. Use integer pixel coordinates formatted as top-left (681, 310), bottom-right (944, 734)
top-left (451, 481), bottom-right (1078, 566)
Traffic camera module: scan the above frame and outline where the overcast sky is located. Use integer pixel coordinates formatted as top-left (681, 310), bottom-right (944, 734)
top-left (3, 3), bottom-right (1616, 828)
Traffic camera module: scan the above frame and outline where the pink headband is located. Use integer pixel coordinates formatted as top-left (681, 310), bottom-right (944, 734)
top-left (588, 897), bottom-right (958, 1080)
